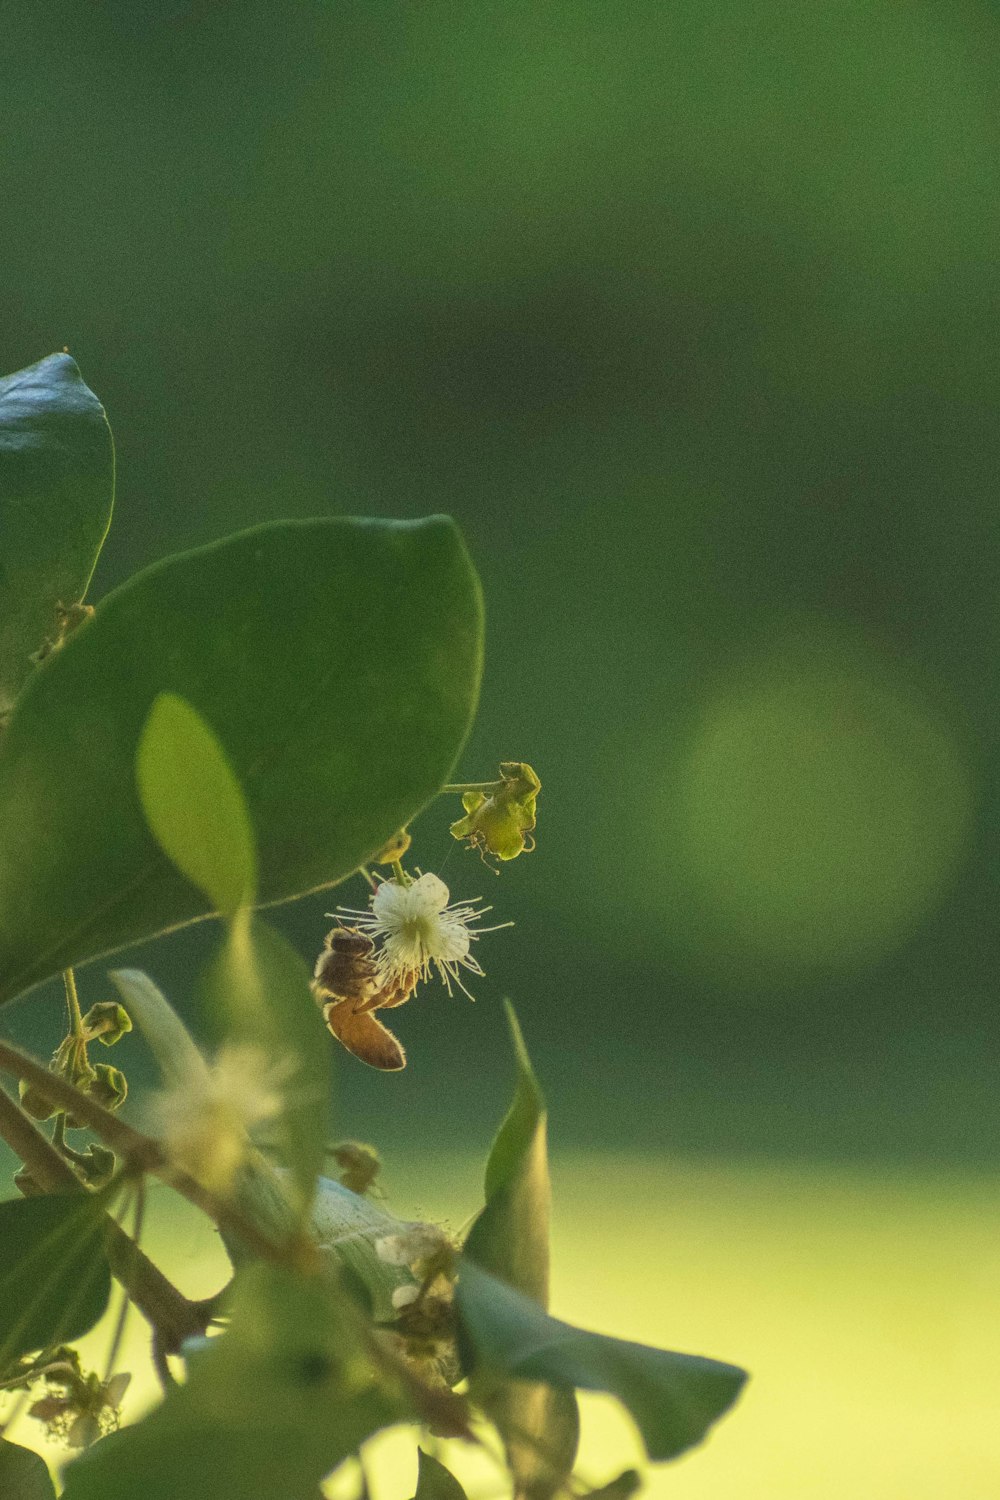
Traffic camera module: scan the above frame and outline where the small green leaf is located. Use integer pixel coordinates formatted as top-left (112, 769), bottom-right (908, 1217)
top-left (0, 354), bottom-right (114, 713)
top-left (411, 1449), bottom-right (469, 1500)
top-left (109, 968), bottom-right (209, 1088)
top-left (471, 1001), bottom-right (549, 1301)
top-left (463, 1005), bottom-right (579, 1500)
top-left (61, 1264), bottom-right (405, 1500)
top-left (0, 1437), bottom-right (56, 1500)
top-left (456, 1261), bottom-right (748, 1465)
top-left (0, 516), bottom-right (482, 1003)
top-left (203, 914), bottom-right (330, 1216)
top-left (0, 1194), bottom-right (112, 1363)
top-left (136, 693), bottom-right (257, 914)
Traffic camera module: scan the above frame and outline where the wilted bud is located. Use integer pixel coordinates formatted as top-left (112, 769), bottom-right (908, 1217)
top-left (329, 1140), bottom-right (381, 1195)
top-left (371, 827), bottom-right (412, 864)
top-left (19, 1077), bottom-right (57, 1122)
top-left (29, 1364), bottom-right (129, 1448)
top-left (81, 1002), bottom-right (132, 1047)
top-left (88, 1064), bottom-right (128, 1111)
top-left (78, 1144), bottom-right (117, 1188)
top-left (14, 1167), bottom-right (43, 1197)
top-left (449, 762), bottom-right (540, 861)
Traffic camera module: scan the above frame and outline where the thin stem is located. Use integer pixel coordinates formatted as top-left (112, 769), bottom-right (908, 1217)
top-left (0, 1086), bottom-right (79, 1193)
top-left (441, 781), bottom-right (498, 795)
top-left (390, 859), bottom-right (412, 887)
top-left (62, 968), bottom-right (84, 1037)
top-left (103, 1180), bottom-right (143, 1382)
top-left (51, 1112), bottom-right (67, 1154)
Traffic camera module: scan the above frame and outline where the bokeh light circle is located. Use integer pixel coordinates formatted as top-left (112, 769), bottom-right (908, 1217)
top-left (661, 631), bottom-right (974, 976)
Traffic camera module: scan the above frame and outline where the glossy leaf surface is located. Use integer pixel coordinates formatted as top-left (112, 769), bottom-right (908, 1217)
top-left (0, 354), bottom-right (114, 713)
top-left (0, 515), bottom-right (482, 1002)
top-left (0, 1194), bottom-right (111, 1363)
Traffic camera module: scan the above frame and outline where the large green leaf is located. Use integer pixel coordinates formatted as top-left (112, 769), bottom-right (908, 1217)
top-left (456, 1262), bottom-right (747, 1465)
top-left (463, 1005), bottom-right (579, 1500)
top-left (0, 1194), bottom-right (112, 1364)
top-left (0, 515), bottom-right (482, 1002)
top-left (0, 1438), bottom-right (57, 1500)
top-left (0, 354), bottom-right (114, 713)
top-left (60, 1263), bottom-right (406, 1500)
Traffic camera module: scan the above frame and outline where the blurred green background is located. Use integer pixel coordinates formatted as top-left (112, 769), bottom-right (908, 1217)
top-left (2, 2), bottom-right (998, 1494)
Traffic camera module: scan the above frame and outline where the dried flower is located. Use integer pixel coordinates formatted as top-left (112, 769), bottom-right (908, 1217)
top-left (28, 1358), bottom-right (130, 1448)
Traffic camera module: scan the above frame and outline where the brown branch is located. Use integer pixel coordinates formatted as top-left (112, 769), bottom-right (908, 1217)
top-left (0, 1085), bottom-right (79, 1193)
top-left (0, 1037), bottom-right (291, 1266)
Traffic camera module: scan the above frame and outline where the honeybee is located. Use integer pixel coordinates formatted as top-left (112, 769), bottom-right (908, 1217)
top-left (312, 927), bottom-right (415, 1072)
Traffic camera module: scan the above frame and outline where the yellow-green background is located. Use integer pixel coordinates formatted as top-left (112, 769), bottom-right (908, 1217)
top-left (2, 2), bottom-right (998, 1494)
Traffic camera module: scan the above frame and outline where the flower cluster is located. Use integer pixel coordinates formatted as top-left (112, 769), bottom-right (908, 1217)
top-left (376, 1222), bottom-right (458, 1384)
top-left (23, 1348), bottom-right (130, 1449)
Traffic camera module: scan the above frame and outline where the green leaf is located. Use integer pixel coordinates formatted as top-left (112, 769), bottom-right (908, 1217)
top-left (203, 914), bottom-right (330, 1215)
top-left (0, 1438), bottom-right (56, 1500)
top-left (0, 1194), bottom-right (112, 1363)
top-left (61, 1263), bottom-right (406, 1500)
top-left (463, 1005), bottom-right (579, 1500)
top-left (108, 968), bottom-right (209, 1088)
top-left (0, 515), bottom-right (483, 1002)
top-left (456, 1261), bottom-right (748, 1465)
top-left (136, 693), bottom-right (257, 914)
top-left (411, 1449), bottom-right (469, 1500)
top-left (578, 1472), bottom-right (642, 1500)
top-left (469, 1001), bottom-right (550, 1301)
top-left (226, 1168), bottom-right (424, 1322)
top-left (0, 354), bottom-right (114, 714)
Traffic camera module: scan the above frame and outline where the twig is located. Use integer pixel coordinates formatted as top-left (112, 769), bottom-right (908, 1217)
top-left (0, 1038), bottom-right (294, 1267)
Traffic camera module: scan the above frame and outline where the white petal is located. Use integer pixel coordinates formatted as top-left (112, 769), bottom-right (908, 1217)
top-left (371, 880), bottom-right (410, 923)
top-left (406, 872), bottom-right (451, 915)
top-left (433, 913), bottom-right (471, 961)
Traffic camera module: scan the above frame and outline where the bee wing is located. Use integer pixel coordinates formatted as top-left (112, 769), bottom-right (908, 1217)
top-left (323, 998), bottom-right (406, 1071)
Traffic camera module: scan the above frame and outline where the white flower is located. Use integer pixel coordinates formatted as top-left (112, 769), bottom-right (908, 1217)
top-left (150, 1042), bottom-right (289, 1194)
top-left (337, 872), bottom-right (508, 998)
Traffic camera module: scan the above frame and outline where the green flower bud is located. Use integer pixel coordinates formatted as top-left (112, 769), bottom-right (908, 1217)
top-left (19, 1078), bottom-right (57, 1122)
top-left (78, 1144), bottom-right (117, 1188)
top-left (449, 761), bottom-right (540, 861)
top-left (81, 1002), bottom-right (132, 1046)
top-left (371, 827), bottom-right (412, 864)
top-left (88, 1064), bottom-right (128, 1111)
